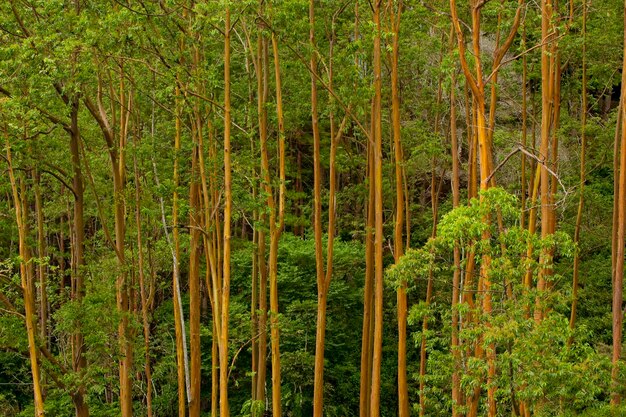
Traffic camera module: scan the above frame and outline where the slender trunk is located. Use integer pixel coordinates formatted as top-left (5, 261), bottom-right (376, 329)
top-left (200, 110), bottom-right (220, 417)
top-left (58, 203), bottom-right (67, 294)
top-left (133, 130), bottom-right (153, 417)
top-left (521, 24), bottom-right (527, 229)
top-left (172, 81), bottom-right (189, 416)
top-left (253, 25), bottom-right (270, 414)
top-left (69, 98), bottom-right (89, 417)
top-left (570, 0), bottom-right (587, 343)
top-left (370, 2), bottom-right (384, 415)
top-left (5, 128), bottom-right (45, 417)
top-left (468, 97), bottom-right (478, 200)
top-left (272, 31), bottom-right (286, 237)
top-left (34, 171), bottom-right (47, 347)
top-left (525, 165), bottom-right (542, 292)
top-left (82, 61), bottom-right (135, 417)
top-left (549, 1), bottom-right (561, 238)
top-left (310, 1), bottom-right (339, 414)
top-left (389, 3), bottom-right (408, 416)
top-left (256, 224), bottom-right (268, 406)
top-left (419, 165), bottom-right (441, 417)
top-left (212, 321), bottom-right (219, 417)
top-left (246, 27), bottom-right (259, 406)
top-left (295, 143), bottom-right (304, 237)
top-left (189, 124), bottom-right (202, 417)
top-left (550, 43), bottom-right (561, 239)
top-left (477, 93), bottom-right (497, 417)
top-left (357, 2), bottom-right (373, 406)
top-left (450, 63), bottom-right (462, 417)
top-left (272, 19), bottom-right (287, 417)
top-left (613, 101), bottom-right (623, 287)
top-left (420, 44), bottom-right (446, 415)
top-left (251, 181), bottom-right (259, 411)
top-left (256, 27), bottom-right (284, 417)
top-left (115, 70), bottom-right (132, 417)
top-left (359, 111), bottom-right (376, 417)
top-left (536, 0), bottom-right (555, 324)
top-left (221, 8), bottom-right (232, 416)
top-left (309, 24), bottom-right (325, 415)
top-left (450, 1), bottom-right (512, 412)
top-left (611, 0), bottom-right (626, 405)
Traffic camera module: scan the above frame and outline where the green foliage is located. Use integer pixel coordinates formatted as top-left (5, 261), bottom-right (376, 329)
top-left (390, 188), bottom-right (610, 416)
top-left (0, 0), bottom-right (624, 416)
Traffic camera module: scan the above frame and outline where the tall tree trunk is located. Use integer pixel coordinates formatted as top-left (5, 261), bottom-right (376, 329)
top-left (221, 7), bottom-right (233, 416)
top-left (133, 130), bottom-right (153, 417)
top-left (310, 1), bottom-right (338, 414)
top-left (359, 110), bottom-right (376, 417)
top-left (69, 98), bottom-right (89, 417)
top-left (468, 97), bottom-right (478, 200)
top-left (255, 25), bottom-right (284, 417)
top-left (189, 120), bottom-right (203, 417)
top-left (308, 0), bottom-right (322, 315)
top-left (614, 104), bottom-right (623, 288)
top-left (612, 0), bottom-right (626, 405)
top-left (270, 24), bottom-right (288, 417)
top-left (451, 1), bottom-right (522, 414)
top-left (419, 164), bottom-right (441, 417)
top-left (370, 2), bottom-right (384, 415)
top-left (389, 2), bottom-right (408, 416)
top-left (253, 22), bottom-right (269, 414)
top-left (173, 79), bottom-right (190, 417)
top-left (521, 24), bottom-right (527, 229)
top-left (200, 108), bottom-right (220, 417)
top-left (249, 36), bottom-right (259, 403)
top-left (271, 30), bottom-right (286, 253)
top-left (115, 69), bottom-right (133, 417)
top-left (449, 62), bottom-right (462, 417)
top-left (419, 45), bottom-right (445, 415)
top-left (83, 68), bottom-right (135, 417)
top-left (255, 220), bottom-right (268, 408)
top-left (5, 127), bottom-right (45, 417)
top-left (536, 0), bottom-right (555, 324)
top-left (251, 180), bottom-right (259, 414)
top-left (570, 0), bottom-right (587, 343)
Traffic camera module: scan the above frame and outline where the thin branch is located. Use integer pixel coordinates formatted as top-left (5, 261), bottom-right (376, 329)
top-left (485, 145), bottom-right (567, 194)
